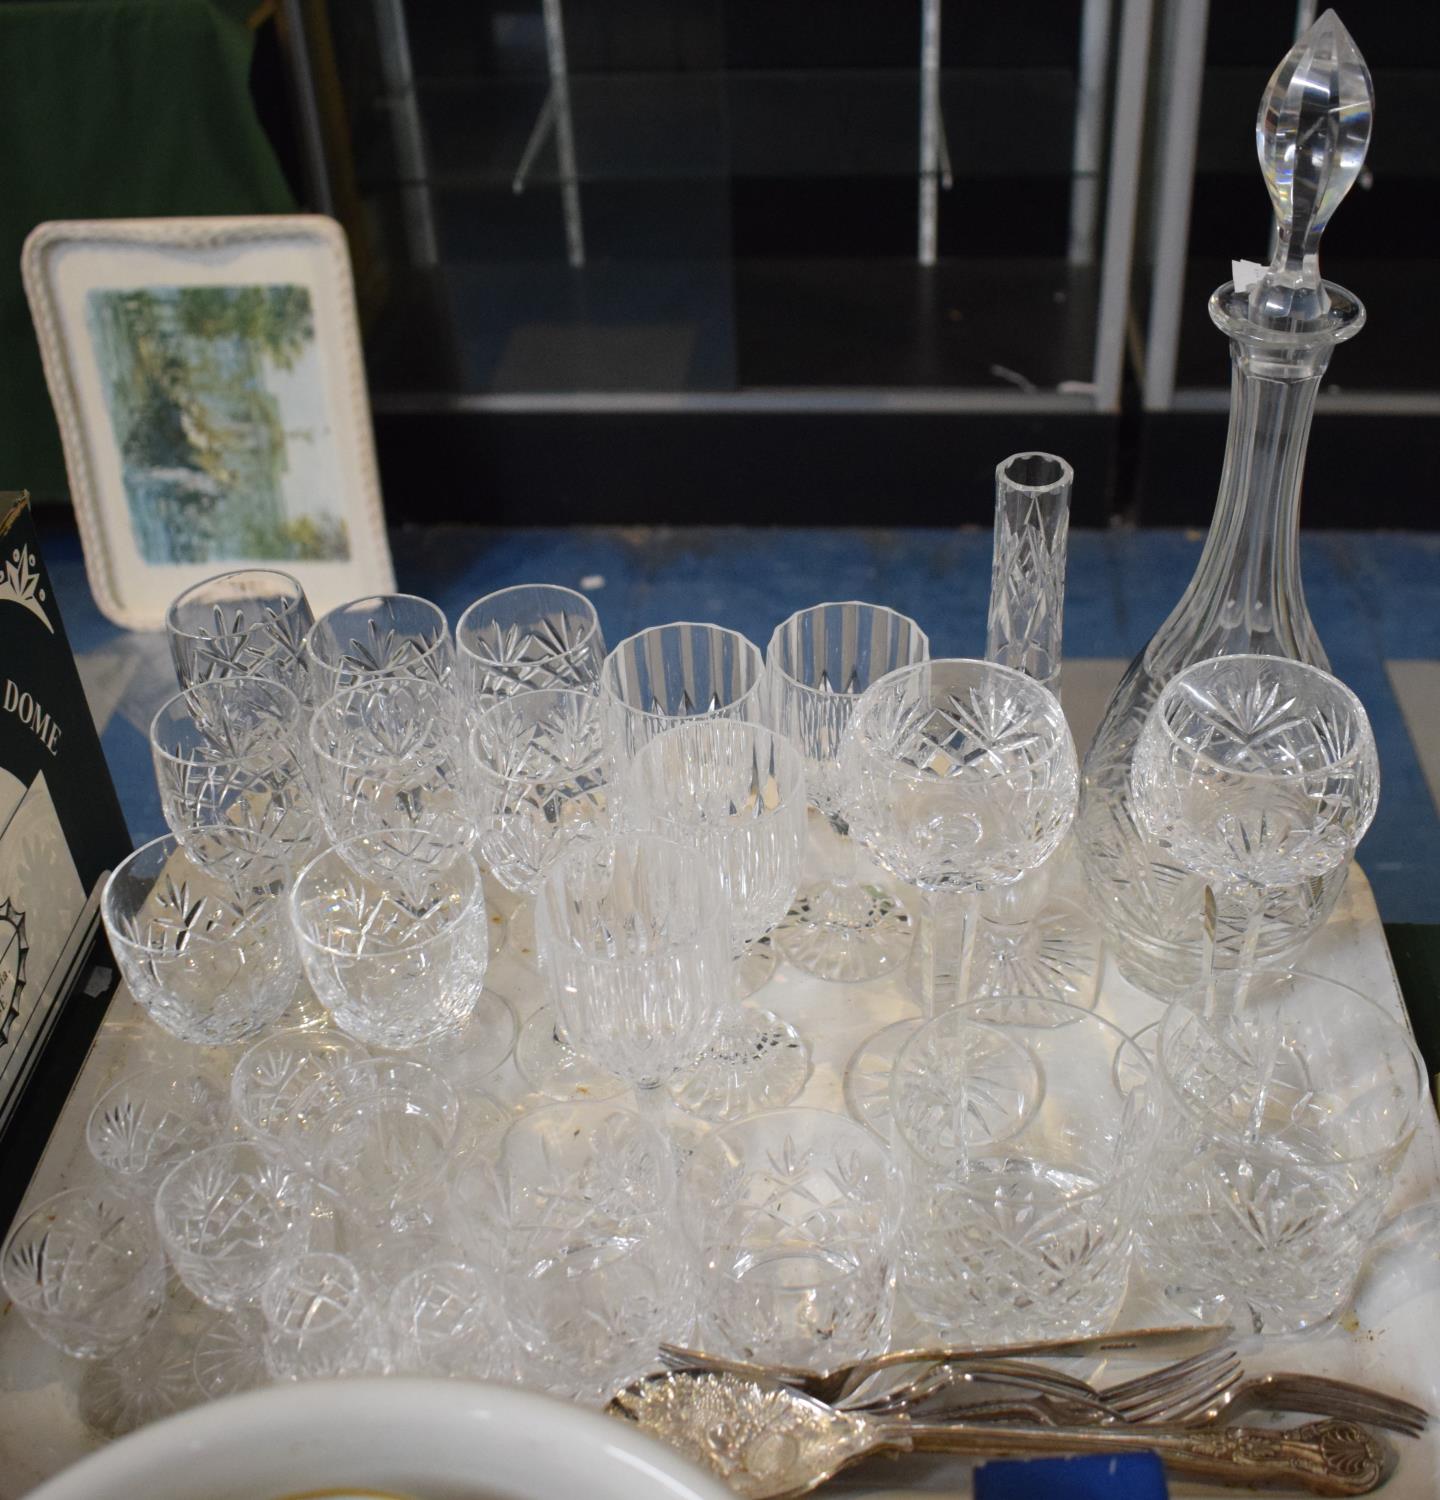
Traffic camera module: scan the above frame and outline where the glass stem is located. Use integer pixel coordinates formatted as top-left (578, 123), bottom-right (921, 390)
top-left (1202, 880), bottom-right (1266, 1017)
top-left (828, 812), bottom-right (861, 884)
top-left (908, 888), bottom-right (978, 1017)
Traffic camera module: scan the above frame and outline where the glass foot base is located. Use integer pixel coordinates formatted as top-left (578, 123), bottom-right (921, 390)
top-left (970, 898), bottom-right (1101, 1013)
top-left (513, 1004), bottom-right (624, 1102)
top-left (193, 1310), bottom-right (268, 1400)
top-left (773, 881), bottom-right (912, 983)
top-left (671, 1007), bottom-right (810, 1122)
top-left (79, 1292), bottom-right (204, 1437)
top-left (412, 988), bottom-right (518, 1086)
top-left (842, 1016), bottom-right (924, 1140)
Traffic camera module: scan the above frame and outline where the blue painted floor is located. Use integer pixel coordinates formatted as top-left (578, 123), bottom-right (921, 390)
top-left (38, 520), bottom-right (1440, 925)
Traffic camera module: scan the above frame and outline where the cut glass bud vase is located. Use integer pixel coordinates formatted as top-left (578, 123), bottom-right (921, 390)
top-left (1076, 10), bottom-right (1372, 996)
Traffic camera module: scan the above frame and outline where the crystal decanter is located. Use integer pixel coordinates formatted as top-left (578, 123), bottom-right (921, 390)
top-left (1076, 10), bottom-right (1372, 996)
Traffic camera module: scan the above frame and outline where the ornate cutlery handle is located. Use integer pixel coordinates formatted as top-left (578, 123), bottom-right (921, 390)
top-left (900, 1417), bottom-right (1392, 1496)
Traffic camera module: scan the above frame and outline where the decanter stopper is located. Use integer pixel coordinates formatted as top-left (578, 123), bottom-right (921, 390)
top-left (1251, 9), bottom-right (1372, 324)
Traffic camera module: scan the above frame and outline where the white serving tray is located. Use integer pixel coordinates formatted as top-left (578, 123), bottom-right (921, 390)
top-left (2, 847), bottom-right (1437, 1499)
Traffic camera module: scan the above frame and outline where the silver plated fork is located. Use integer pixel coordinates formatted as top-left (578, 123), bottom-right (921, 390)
top-left (1181, 1372), bottom-right (1431, 1438)
top-left (863, 1349), bottom-right (1243, 1428)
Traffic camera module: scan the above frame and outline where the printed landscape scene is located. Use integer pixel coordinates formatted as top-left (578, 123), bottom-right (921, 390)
top-left (87, 284), bottom-right (351, 564)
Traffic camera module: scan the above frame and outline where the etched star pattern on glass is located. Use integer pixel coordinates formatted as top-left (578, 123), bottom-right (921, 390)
top-left (500, 1101), bottom-right (687, 1403)
top-left (1139, 971), bottom-right (1424, 1335)
top-left (230, 1028), bottom-right (371, 1151)
top-left (308, 675), bottom-right (471, 863)
top-left (154, 1141), bottom-right (313, 1311)
top-left (151, 678), bottom-right (321, 889)
top-left (456, 583), bottom-right (606, 711)
top-left (1, 1189), bottom-right (167, 1359)
top-left (304, 594), bottom-right (454, 699)
top-left (289, 838), bottom-right (489, 1049)
top-left (683, 1108), bottom-right (899, 1367)
top-left (87, 1066), bottom-right (229, 1194)
top-left (891, 999), bottom-right (1157, 1344)
top-left (261, 1251), bottom-right (382, 1380)
top-left (840, 660), bottom-right (1077, 1019)
top-left (387, 1261), bottom-right (512, 1379)
top-left (166, 570), bottom-right (314, 696)
top-left (287, 1058), bottom-right (459, 1227)
top-left (469, 687), bottom-right (610, 894)
top-left (103, 835), bottom-right (299, 1046)
top-left (1132, 654), bottom-right (1378, 988)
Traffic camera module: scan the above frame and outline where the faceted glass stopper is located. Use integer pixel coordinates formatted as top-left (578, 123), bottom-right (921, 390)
top-left (1255, 8), bottom-right (1373, 304)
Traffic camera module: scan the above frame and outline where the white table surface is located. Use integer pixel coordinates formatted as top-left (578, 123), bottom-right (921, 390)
top-left (2, 852), bottom-right (1438, 1499)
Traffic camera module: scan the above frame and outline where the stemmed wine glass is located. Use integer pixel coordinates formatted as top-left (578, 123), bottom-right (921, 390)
top-left (535, 832), bottom-right (731, 1114)
top-left (455, 584), bottom-right (606, 710)
top-left (150, 677), bottom-right (321, 891)
top-left (766, 602), bottom-right (929, 982)
top-left (304, 594), bottom-right (453, 698)
top-left (504, 620), bottom-right (776, 1106)
top-left (1131, 653), bottom-right (1379, 1013)
top-left (469, 688), bottom-right (619, 1100)
top-left (837, 659), bottom-right (1077, 1136)
top-left (600, 621), bottom-right (767, 766)
top-left (307, 674), bottom-right (472, 867)
top-left (166, 570), bottom-right (313, 696)
top-left (623, 719), bottom-right (810, 1121)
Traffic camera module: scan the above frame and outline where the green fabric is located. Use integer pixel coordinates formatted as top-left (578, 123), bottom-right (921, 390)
top-left (0, 0), bottom-right (296, 502)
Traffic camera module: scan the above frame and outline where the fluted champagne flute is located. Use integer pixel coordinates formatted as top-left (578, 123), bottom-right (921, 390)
top-left (766, 602), bottom-right (929, 982)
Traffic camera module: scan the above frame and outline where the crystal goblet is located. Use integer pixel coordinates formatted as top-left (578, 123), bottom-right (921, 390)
top-left (151, 677), bottom-right (321, 889)
top-left (499, 1101), bottom-right (687, 1403)
top-left (307, 675), bottom-right (471, 862)
top-left (891, 998), bottom-right (1156, 1342)
top-left (1139, 970), bottom-right (1424, 1334)
top-left (536, 832), bottom-right (729, 1110)
top-left (2, 1188), bottom-right (167, 1358)
top-left (472, 686), bottom-right (619, 1098)
top-left (261, 1250), bottom-right (382, 1380)
top-left (456, 583), bottom-right (606, 711)
top-left (387, 1261), bottom-right (513, 1379)
top-left (766, 601), bottom-right (929, 982)
top-left (1132, 654), bottom-right (1379, 1009)
top-left (166, 569), bottom-right (313, 696)
top-left (230, 1027), bottom-right (370, 1151)
top-left (289, 1057), bottom-right (460, 1223)
top-left (289, 835), bottom-right (489, 1049)
top-left (87, 1065), bottom-right (229, 1194)
top-left (558, 621), bottom-right (769, 1104)
top-left (682, 1107), bottom-right (900, 1366)
top-left (624, 719), bottom-right (810, 1121)
top-left (103, 835), bottom-right (299, 1046)
top-left (154, 1141), bottom-right (312, 1311)
top-left (304, 593), bottom-right (453, 698)
top-left (469, 686), bottom-right (610, 895)
top-left (838, 660), bottom-right (1077, 1135)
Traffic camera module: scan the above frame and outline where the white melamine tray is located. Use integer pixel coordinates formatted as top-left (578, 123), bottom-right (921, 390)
top-left (2, 846), bottom-right (1437, 1499)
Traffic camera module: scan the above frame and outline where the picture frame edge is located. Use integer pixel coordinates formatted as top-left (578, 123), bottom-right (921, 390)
top-left (19, 214), bottom-right (395, 630)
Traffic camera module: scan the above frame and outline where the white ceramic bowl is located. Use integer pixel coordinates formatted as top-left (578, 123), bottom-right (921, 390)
top-left (28, 1378), bottom-right (731, 1500)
